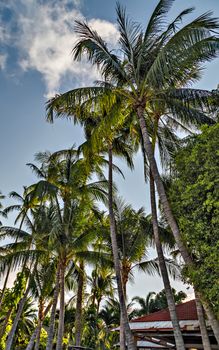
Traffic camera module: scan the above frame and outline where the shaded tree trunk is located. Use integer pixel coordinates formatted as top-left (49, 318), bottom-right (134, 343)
top-left (195, 295), bottom-right (211, 350)
top-left (26, 301), bottom-right (52, 350)
top-left (46, 263), bottom-right (61, 350)
top-left (137, 105), bottom-right (219, 343)
top-left (201, 298), bottom-right (219, 345)
top-left (75, 261), bottom-right (85, 347)
top-left (6, 285), bottom-right (29, 350)
top-left (137, 106), bottom-right (191, 263)
top-left (120, 313), bottom-right (126, 350)
top-left (150, 172), bottom-right (185, 350)
top-left (56, 261), bottom-right (66, 350)
top-left (34, 320), bottom-right (42, 350)
top-left (108, 146), bottom-right (136, 350)
top-left (120, 268), bottom-right (129, 350)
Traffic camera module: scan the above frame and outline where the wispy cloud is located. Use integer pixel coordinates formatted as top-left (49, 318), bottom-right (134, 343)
top-left (0, 53), bottom-right (7, 70)
top-left (0, 0), bottom-right (119, 96)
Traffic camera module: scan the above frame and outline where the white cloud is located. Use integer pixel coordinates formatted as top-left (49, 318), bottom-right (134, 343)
top-left (0, 0), bottom-right (119, 96)
top-left (0, 54), bottom-right (7, 70)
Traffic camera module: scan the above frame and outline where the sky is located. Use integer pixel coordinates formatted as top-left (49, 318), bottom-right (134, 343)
top-left (0, 0), bottom-right (219, 299)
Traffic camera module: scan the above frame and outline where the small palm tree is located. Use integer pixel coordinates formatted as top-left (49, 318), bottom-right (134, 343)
top-left (132, 292), bottom-right (156, 316)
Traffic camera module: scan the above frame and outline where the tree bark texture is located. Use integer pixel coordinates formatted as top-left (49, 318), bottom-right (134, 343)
top-left (108, 146), bottom-right (136, 350)
top-left (46, 263), bottom-right (60, 350)
top-left (137, 106), bottom-right (219, 343)
top-left (195, 295), bottom-right (211, 350)
top-left (26, 301), bottom-right (52, 350)
top-left (75, 261), bottom-right (85, 347)
top-left (150, 172), bottom-right (185, 350)
top-left (56, 261), bottom-right (65, 350)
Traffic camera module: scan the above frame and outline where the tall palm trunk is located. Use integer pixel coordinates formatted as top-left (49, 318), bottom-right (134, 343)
top-left (195, 294), bottom-right (211, 350)
top-left (201, 298), bottom-right (219, 344)
top-left (6, 285), bottom-right (30, 350)
top-left (34, 298), bottom-right (45, 350)
top-left (56, 261), bottom-right (65, 350)
top-left (120, 272), bottom-right (129, 350)
top-left (108, 145), bottom-right (136, 350)
top-left (150, 172), bottom-right (185, 350)
top-left (34, 319), bottom-right (42, 350)
top-left (137, 105), bottom-right (219, 343)
top-left (137, 106), bottom-right (191, 262)
top-left (46, 263), bottom-right (61, 350)
top-left (75, 261), bottom-right (85, 347)
top-left (26, 301), bottom-right (52, 350)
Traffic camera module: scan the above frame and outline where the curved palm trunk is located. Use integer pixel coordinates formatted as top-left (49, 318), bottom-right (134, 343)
top-left (108, 146), bottom-right (136, 350)
top-left (75, 261), bottom-right (85, 347)
top-left (137, 106), bottom-right (191, 263)
top-left (137, 106), bottom-right (219, 343)
top-left (6, 285), bottom-right (30, 350)
top-left (34, 320), bottom-right (42, 350)
top-left (201, 297), bottom-right (219, 345)
top-left (56, 261), bottom-right (65, 350)
top-left (26, 301), bottom-right (52, 350)
top-left (150, 172), bottom-right (185, 350)
top-left (34, 299), bottom-right (45, 350)
top-left (46, 263), bottom-right (61, 350)
top-left (195, 295), bottom-right (211, 350)
top-left (26, 328), bottom-right (39, 350)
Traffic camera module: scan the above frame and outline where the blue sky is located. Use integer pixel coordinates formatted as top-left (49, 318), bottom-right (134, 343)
top-left (0, 0), bottom-right (219, 297)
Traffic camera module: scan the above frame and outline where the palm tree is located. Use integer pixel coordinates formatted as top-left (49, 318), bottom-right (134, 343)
top-left (47, 91), bottom-right (140, 349)
top-left (74, 2), bottom-right (219, 342)
top-left (27, 148), bottom-right (110, 350)
top-left (132, 292), bottom-right (156, 316)
top-left (46, 0), bottom-right (219, 343)
top-left (132, 289), bottom-right (187, 316)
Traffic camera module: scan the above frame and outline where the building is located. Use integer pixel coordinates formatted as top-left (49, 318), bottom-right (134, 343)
top-left (128, 300), bottom-right (218, 349)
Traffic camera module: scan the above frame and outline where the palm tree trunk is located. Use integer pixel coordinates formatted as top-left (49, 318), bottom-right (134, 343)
top-left (34, 320), bottom-right (42, 350)
top-left (120, 312), bottom-right (126, 350)
top-left (75, 261), bottom-right (85, 347)
top-left (56, 261), bottom-right (65, 350)
top-left (46, 263), bottom-right (61, 350)
top-left (150, 172), bottom-right (185, 350)
top-left (108, 145), bottom-right (136, 350)
top-left (6, 285), bottom-right (30, 350)
top-left (26, 301), bottom-right (52, 350)
top-left (201, 298), bottom-right (219, 345)
top-left (195, 295), bottom-right (211, 350)
top-left (137, 106), bottom-right (191, 263)
top-left (137, 105), bottom-right (219, 343)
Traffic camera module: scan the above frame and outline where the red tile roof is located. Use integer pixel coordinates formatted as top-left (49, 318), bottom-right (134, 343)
top-left (132, 300), bottom-right (198, 322)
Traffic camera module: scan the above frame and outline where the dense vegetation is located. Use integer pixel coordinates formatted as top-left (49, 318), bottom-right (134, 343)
top-left (167, 124), bottom-right (219, 316)
top-left (0, 0), bottom-right (219, 349)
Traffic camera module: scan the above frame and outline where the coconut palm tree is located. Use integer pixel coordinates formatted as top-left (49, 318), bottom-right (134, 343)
top-left (46, 1), bottom-right (219, 344)
top-left (132, 292), bottom-right (156, 316)
top-left (74, 3), bottom-right (219, 343)
top-left (26, 148), bottom-right (111, 350)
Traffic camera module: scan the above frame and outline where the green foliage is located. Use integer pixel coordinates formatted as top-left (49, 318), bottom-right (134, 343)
top-left (168, 124), bottom-right (219, 314)
top-left (132, 288), bottom-right (187, 316)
